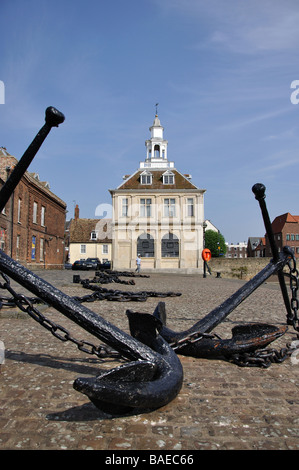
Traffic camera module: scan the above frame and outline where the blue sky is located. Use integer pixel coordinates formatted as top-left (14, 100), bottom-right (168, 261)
top-left (1, 0), bottom-right (299, 243)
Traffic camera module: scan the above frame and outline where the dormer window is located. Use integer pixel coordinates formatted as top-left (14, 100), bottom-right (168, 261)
top-left (91, 231), bottom-right (97, 240)
top-left (162, 170), bottom-right (175, 185)
top-left (140, 170), bottom-right (152, 185)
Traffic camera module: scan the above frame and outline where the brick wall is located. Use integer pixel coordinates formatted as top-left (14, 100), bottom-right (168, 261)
top-left (0, 152), bottom-right (66, 269)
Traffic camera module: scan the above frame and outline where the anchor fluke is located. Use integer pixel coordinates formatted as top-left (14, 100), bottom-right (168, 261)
top-left (73, 312), bottom-right (183, 414)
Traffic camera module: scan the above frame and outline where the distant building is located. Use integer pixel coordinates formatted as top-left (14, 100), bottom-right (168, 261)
top-left (247, 213), bottom-right (299, 259)
top-left (254, 237), bottom-right (266, 257)
top-left (204, 220), bottom-right (219, 233)
top-left (68, 204), bottom-right (112, 264)
top-left (247, 237), bottom-right (263, 257)
top-left (265, 213), bottom-right (299, 259)
top-left (109, 113), bottom-right (206, 272)
top-left (225, 242), bottom-right (247, 258)
top-left (0, 147), bottom-right (66, 269)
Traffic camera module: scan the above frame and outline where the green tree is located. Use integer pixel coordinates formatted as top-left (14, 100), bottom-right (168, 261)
top-left (204, 230), bottom-right (227, 257)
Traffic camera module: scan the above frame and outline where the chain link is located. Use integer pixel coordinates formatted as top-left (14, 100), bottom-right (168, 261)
top-left (0, 272), bottom-right (124, 361)
top-left (1, 254), bottom-right (299, 368)
top-left (229, 253), bottom-right (299, 367)
top-left (286, 254), bottom-right (299, 333)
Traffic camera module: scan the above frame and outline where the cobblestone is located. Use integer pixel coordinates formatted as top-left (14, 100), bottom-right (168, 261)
top-left (0, 269), bottom-right (298, 450)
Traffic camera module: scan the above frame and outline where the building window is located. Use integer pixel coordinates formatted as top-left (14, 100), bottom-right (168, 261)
top-left (163, 171), bottom-right (175, 185)
top-left (162, 233), bottom-right (179, 258)
top-left (31, 236), bottom-right (36, 260)
top-left (91, 231), bottom-right (97, 240)
top-left (33, 201), bottom-right (38, 224)
top-left (187, 198), bottom-right (194, 216)
top-left (102, 244), bottom-right (108, 254)
top-left (140, 198), bottom-right (152, 217)
top-left (164, 198), bottom-right (176, 217)
top-left (137, 233), bottom-right (155, 257)
top-left (17, 198), bottom-right (22, 223)
top-left (0, 228), bottom-right (5, 251)
top-left (80, 244), bottom-right (86, 254)
top-left (41, 206), bottom-right (45, 226)
top-left (286, 234), bottom-right (290, 241)
top-left (296, 235), bottom-right (299, 241)
top-left (16, 235), bottom-right (20, 260)
top-left (122, 198), bottom-right (128, 217)
top-left (140, 171), bottom-right (152, 185)
top-left (40, 238), bottom-right (44, 261)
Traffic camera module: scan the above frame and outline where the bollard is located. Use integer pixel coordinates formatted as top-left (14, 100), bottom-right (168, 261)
top-left (73, 275), bottom-right (81, 284)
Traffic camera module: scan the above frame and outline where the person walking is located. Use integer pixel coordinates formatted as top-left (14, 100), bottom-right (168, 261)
top-left (136, 254), bottom-right (141, 273)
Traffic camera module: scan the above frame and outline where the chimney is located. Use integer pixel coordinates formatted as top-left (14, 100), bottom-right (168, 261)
top-left (74, 204), bottom-right (79, 221)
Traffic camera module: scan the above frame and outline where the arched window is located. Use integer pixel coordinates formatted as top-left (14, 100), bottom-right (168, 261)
top-left (161, 233), bottom-right (179, 258)
top-left (137, 233), bottom-right (155, 257)
top-left (154, 144), bottom-right (160, 158)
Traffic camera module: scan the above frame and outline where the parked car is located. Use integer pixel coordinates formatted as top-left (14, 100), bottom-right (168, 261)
top-left (84, 258), bottom-right (102, 270)
top-left (97, 260), bottom-right (111, 271)
top-left (71, 260), bottom-right (88, 270)
top-left (71, 258), bottom-right (102, 270)
top-left (64, 262), bottom-right (72, 270)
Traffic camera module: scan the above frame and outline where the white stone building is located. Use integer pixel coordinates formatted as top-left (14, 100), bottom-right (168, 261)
top-left (109, 113), bottom-right (206, 272)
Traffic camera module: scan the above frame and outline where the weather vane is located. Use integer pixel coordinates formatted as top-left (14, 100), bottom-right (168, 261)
top-left (155, 103), bottom-right (159, 115)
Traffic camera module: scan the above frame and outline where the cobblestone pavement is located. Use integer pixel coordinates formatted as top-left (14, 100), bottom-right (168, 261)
top-left (0, 269), bottom-right (298, 450)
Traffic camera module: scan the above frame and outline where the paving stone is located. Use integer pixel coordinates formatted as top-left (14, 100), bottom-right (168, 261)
top-left (0, 269), bottom-right (298, 450)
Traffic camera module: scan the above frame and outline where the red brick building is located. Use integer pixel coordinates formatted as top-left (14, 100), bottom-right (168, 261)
top-left (0, 147), bottom-right (66, 269)
top-left (265, 213), bottom-right (299, 259)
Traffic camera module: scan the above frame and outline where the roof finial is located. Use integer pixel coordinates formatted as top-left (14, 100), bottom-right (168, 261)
top-left (155, 102), bottom-right (159, 116)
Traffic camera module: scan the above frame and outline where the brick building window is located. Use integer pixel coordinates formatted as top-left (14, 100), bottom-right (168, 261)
top-left (31, 236), bottom-right (36, 260)
top-left (16, 235), bottom-right (20, 260)
top-left (41, 206), bottom-right (45, 226)
top-left (17, 198), bottom-right (21, 223)
top-left (33, 202), bottom-right (38, 224)
top-left (0, 228), bottom-right (5, 250)
top-left (40, 238), bottom-right (44, 261)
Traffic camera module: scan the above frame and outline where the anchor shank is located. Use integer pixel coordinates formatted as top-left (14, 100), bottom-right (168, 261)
top-left (195, 253), bottom-right (289, 334)
top-left (0, 250), bottom-right (160, 364)
top-left (252, 183), bottom-right (292, 318)
top-left (0, 107), bottom-right (65, 213)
